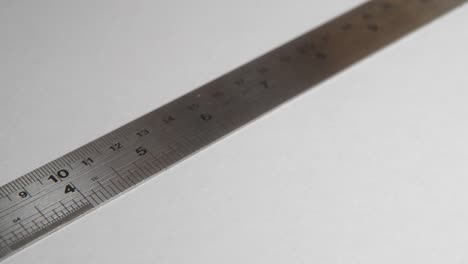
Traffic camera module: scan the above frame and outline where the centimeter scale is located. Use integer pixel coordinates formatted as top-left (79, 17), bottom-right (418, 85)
top-left (0, 0), bottom-right (466, 261)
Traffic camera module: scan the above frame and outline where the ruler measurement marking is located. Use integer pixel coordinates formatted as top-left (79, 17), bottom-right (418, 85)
top-left (48, 162), bottom-right (60, 172)
top-left (1, 200), bottom-right (72, 236)
top-left (17, 179), bottom-right (27, 187)
top-left (0, 234), bottom-right (8, 247)
top-left (36, 167), bottom-right (48, 179)
top-left (3, 195), bottom-right (11, 202)
top-left (64, 162), bottom-right (73, 170)
top-left (11, 233), bottom-right (19, 242)
top-left (31, 172), bottom-right (43, 185)
top-left (138, 162), bottom-right (153, 176)
top-left (117, 179), bottom-right (130, 189)
top-left (5, 203), bottom-right (93, 253)
top-left (88, 193), bottom-right (100, 205)
top-left (62, 155), bottom-right (74, 167)
top-left (145, 160), bottom-right (159, 173)
top-left (109, 179), bottom-right (122, 193)
top-left (125, 172), bottom-right (137, 185)
top-left (42, 165), bottom-right (55, 177)
top-left (106, 184), bottom-right (118, 196)
top-left (3, 186), bottom-right (14, 196)
top-left (96, 181), bottom-right (112, 198)
top-left (72, 200), bottom-right (81, 210)
top-left (75, 188), bottom-right (93, 206)
top-left (59, 201), bottom-right (71, 214)
top-left (111, 168), bottom-right (132, 188)
top-left (97, 189), bottom-right (109, 201)
top-left (0, 179), bottom-right (74, 216)
top-left (135, 168), bottom-right (148, 180)
top-left (31, 220), bottom-right (40, 230)
top-left (17, 223), bottom-right (31, 237)
top-left (127, 170), bottom-right (142, 182)
top-left (33, 207), bottom-right (51, 225)
top-left (132, 163), bottom-right (148, 178)
top-left (148, 151), bottom-right (164, 170)
top-left (92, 190), bottom-right (105, 203)
top-left (51, 209), bottom-right (60, 221)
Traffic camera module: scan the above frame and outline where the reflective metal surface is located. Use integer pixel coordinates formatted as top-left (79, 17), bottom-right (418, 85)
top-left (0, 0), bottom-right (465, 261)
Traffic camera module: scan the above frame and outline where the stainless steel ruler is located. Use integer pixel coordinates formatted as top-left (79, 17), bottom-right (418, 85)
top-left (0, 0), bottom-right (465, 261)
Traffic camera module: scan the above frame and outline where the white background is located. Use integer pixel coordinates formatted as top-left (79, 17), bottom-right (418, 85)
top-left (1, 0), bottom-right (468, 263)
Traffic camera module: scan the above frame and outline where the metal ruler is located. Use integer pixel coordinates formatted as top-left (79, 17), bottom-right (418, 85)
top-left (0, 0), bottom-right (465, 261)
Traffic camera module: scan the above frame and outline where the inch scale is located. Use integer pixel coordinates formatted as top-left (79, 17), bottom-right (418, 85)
top-left (0, 0), bottom-right (466, 261)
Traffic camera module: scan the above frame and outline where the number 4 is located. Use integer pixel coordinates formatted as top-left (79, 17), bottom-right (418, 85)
top-left (65, 184), bottom-right (76, 194)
